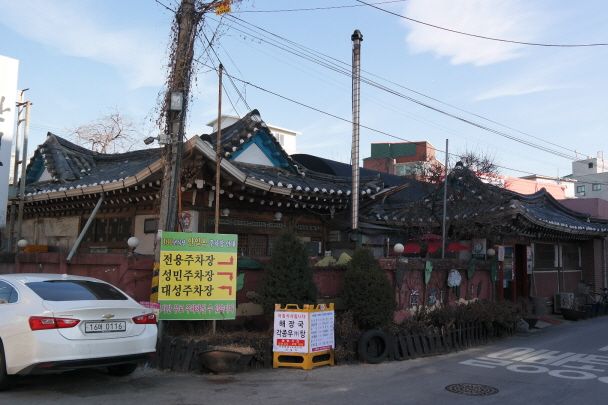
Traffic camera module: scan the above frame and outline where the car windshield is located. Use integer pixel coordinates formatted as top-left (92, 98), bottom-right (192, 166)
top-left (25, 280), bottom-right (128, 301)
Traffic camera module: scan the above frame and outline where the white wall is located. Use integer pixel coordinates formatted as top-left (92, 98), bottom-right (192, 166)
top-left (572, 173), bottom-right (608, 200)
top-left (572, 158), bottom-right (608, 176)
top-left (21, 217), bottom-right (80, 251)
top-left (133, 215), bottom-right (157, 255)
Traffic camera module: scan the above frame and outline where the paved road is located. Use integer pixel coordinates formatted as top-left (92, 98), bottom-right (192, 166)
top-left (3, 316), bottom-right (608, 404)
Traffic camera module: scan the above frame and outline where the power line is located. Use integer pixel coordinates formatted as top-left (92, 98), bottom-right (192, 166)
top-left (225, 15), bottom-right (585, 157)
top-left (218, 15), bottom-right (580, 160)
top-left (230, 0), bottom-right (407, 13)
top-left (154, 0), bottom-right (176, 13)
top-left (356, 0), bottom-right (608, 48)
top-left (201, 30), bottom-right (251, 112)
top-left (195, 56), bottom-right (608, 191)
top-left (194, 62), bottom-right (575, 178)
top-left (200, 42), bottom-right (241, 117)
top-left (225, 15), bottom-right (588, 157)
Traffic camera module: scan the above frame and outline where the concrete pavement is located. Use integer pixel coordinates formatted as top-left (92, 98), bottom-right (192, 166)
top-left (2, 316), bottom-right (608, 404)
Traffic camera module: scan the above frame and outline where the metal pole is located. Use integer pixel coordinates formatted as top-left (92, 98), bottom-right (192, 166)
top-left (351, 30), bottom-right (362, 236)
top-left (16, 101), bottom-right (31, 242)
top-left (66, 194), bottom-right (104, 262)
top-left (214, 64), bottom-right (223, 234)
top-left (212, 63), bottom-right (223, 335)
top-left (7, 91), bottom-right (26, 252)
top-left (441, 139), bottom-right (448, 259)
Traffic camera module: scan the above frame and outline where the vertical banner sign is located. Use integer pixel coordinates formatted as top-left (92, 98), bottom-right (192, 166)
top-left (159, 231), bottom-right (238, 320)
top-left (0, 55), bottom-right (19, 229)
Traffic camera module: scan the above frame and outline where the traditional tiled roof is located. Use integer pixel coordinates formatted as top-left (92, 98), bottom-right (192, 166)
top-left (363, 166), bottom-right (608, 237)
top-left (292, 154), bottom-right (433, 202)
top-left (203, 109), bottom-right (299, 172)
top-left (24, 133), bottom-right (161, 196)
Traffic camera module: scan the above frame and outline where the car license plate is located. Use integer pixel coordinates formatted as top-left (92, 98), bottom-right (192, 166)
top-left (84, 321), bottom-right (126, 333)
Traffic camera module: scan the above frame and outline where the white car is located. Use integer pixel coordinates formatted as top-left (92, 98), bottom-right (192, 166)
top-left (0, 273), bottom-right (157, 390)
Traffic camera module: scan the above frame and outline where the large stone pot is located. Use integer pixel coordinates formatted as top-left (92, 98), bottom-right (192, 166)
top-left (199, 347), bottom-right (255, 373)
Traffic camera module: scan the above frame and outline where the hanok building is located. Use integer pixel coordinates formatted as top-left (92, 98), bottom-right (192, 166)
top-left (362, 166), bottom-right (608, 301)
top-left (10, 110), bottom-right (397, 262)
top-left (5, 110), bottom-right (608, 304)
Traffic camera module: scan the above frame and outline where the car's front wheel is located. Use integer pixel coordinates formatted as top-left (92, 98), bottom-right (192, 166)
top-left (107, 363), bottom-right (138, 377)
top-left (0, 341), bottom-right (10, 391)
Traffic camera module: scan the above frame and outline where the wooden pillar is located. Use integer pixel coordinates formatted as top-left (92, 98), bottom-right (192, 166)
top-left (497, 261), bottom-right (504, 301)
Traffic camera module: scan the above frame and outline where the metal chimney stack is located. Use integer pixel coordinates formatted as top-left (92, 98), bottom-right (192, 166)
top-left (351, 29), bottom-right (363, 232)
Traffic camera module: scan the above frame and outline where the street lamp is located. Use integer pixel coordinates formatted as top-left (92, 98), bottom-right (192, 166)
top-left (17, 239), bottom-right (28, 251)
top-left (127, 236), bottom-right (140, 254)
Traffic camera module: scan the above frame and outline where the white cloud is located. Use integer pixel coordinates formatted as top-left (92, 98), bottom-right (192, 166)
top-left (0, 0), bottom-right (165, 88)
top-left (403, 0), bottom-right (544, 66)
top-left (475, 83), bottom-right (561, 101)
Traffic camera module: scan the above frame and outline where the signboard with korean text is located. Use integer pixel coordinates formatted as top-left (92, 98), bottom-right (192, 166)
top-left (273, 311), bottom-right (309, 353)
top-left (310, 309), bottom-right (335, 352)
top-left (0, 55), bottom-right (19, 229)
top-left (159, 231), bottom-right (238, 320)
top-left (273, 304), bottom-right (335, 355)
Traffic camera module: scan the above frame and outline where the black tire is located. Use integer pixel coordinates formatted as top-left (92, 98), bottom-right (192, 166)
top-left (0, 341), bottom-right (9, 391)
top-left (358, 330), bottom-right (389, 364)
top-left (107, 363), bottom-right (138, 376)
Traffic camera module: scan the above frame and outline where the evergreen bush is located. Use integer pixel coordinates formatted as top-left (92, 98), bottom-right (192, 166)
top-left (259, 231), bottom-right (317, 314)
top-left (342, 248), bottom-right (395, 330)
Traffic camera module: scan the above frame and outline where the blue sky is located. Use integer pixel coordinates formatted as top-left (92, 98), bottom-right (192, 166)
top-left (0, 0), bottom-right (607, 178)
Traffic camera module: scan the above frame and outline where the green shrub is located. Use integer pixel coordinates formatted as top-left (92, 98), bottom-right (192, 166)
top-left (259, 231), bottom-right (317, 314)
top-left (342, 248), bottom-right (395, 330)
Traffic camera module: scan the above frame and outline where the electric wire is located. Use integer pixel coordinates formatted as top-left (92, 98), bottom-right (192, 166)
top-left (356, 0), bottom-right (608, 47)
top-left (217, 16), bottom-right (580, 160)
top-left (201, 30), bottom-right (251, 112)
top-left (226, 14), bottom-right (586, 157)
top-left (230, 0), bottom-right (407, 13)
top-left (155, 2), bottom-right (604, 187)
top-left (198, 60), bottom-right (608, 190)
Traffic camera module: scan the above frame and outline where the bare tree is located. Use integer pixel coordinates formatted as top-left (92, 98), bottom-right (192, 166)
top-left (409, 161), bottom-right (446, 184)
top-left (407, 151), bottom-right (500, 185)
top-left (71, 110), bottom-right (139, 153)
top-left (458, 150), bottom-right (500, 181)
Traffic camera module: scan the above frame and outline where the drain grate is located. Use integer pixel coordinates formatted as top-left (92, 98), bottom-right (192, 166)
top-left (445, 383), bottom-right (499, 396)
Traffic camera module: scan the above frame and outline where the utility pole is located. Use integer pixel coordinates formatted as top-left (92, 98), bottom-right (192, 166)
top-left (441, 139), bottom-right (448, 259)
top-left (16, 100), bottom-right (31, 243)
top-left (157, 0), bottom-right (202, 235)
top-left (211, 63), bottom-right (223, 335)
top-left (7, 90), bottom-right (27, 253)
top-left (151, 0), bottom-right (231, 339)
top-left (351, 30), bottom-right (362, 242)
top-left (214, 64), bottom-right (223, 234)
top-left (152, 0), bottom-right (205, 339)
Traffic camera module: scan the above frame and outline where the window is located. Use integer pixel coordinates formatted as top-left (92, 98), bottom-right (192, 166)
top-left (144, 218), bottom-right (159, 234)
top-left (26, 280), bottom-right (128, 301)
top-left (576, 185), bottom-right (586, 194)
top-left (588, 162), bottom-right (594, 169)
top-left (562, 244), bottom-right (581, 269)
top-left (534, 243), bottom-right (556, 269)
top-left (247, 234), bottom-right (269, 257)
top-left (83, 217), bottom-right (132, 244)
top-left (0, 281), bottom-right (18, 304)
top-left (592, 183), bottom-right (602, 191)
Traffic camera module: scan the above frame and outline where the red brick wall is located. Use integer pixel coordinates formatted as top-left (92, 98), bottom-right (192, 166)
top-left (10, 252), bottom-right (154, 302)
